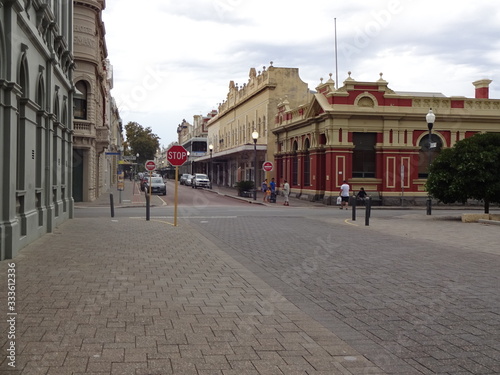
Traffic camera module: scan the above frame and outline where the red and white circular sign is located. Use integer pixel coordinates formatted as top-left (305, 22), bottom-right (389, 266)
top-left (167, 145), bottom-right (188, 166)
top-left (145, 160), bottom-right (156, 171)
top-left (262, 161), bottom-right (273, 172)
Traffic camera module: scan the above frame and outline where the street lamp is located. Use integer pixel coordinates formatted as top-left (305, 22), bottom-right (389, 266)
top-left (426, 108), bottom-right (436, 215)
top-left (209, 144), bottom-right (213, 188)
top-left (252, 130), bottom-right (259, 200)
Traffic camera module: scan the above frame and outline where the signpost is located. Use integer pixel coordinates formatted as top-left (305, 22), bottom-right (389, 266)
top-left (167, 145), bottom-right (188, 226)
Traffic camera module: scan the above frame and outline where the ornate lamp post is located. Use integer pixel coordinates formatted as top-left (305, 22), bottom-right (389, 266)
top-left (426, 108), bottom-right (436, 215)
top-left (209, 144), bottom-right (213, 188)
top-left (252, 131), bottom-right (259, 200)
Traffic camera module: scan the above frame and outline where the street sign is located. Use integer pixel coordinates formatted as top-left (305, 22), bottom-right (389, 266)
top-left (122, 155), bottom-right (137, 161)
top-left (145, 160), bottom-right (156, 171)
top-left (167, 145), bottom-right (188, 166)
top-left (262, 161), bottom-right (273, 172)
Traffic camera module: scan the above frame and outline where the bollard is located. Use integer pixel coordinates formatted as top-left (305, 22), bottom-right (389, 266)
top-left (145, 193), bottom-right (150, 221)
top-left (365, 197), bottom-right (371, 226)
top-left (351, 196), bottom-right (356, 221)
top-left (110, 193), bottom-right (114, 218)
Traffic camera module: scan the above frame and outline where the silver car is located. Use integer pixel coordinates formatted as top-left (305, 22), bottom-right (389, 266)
top-left (191, 173), bottom-right (210, 189)
top-left (144, 177), bottom-right (167, 195)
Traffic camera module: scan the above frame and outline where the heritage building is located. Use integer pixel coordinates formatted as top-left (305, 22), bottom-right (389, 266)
top-left (73, 0), bottom-right (121, 202)
top-left (204, 63), bottom-right (310, 188)
top-left (0, 1), bottom-right (75, 259)
top-left (273, 72), bottom-right (500, 205)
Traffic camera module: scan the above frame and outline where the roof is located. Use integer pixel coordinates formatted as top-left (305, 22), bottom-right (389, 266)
top-left (394, 91), bottom-right (446, 98)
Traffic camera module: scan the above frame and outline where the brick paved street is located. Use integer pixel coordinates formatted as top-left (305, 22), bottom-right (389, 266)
top-left (1, 180), bottom-right (499, 374)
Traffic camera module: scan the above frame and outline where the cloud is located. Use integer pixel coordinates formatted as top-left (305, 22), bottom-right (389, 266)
top-left (103, 0), bottom-right (500, 147)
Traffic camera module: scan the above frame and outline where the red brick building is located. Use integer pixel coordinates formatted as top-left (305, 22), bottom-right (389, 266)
top-left (273, 73), bottom-right (500, 205)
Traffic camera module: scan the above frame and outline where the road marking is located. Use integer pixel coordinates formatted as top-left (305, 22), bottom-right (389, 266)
top-left (344, 219), bottom-right (358, 226)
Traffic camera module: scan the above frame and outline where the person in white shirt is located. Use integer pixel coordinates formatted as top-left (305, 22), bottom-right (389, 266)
top-left (339, 180), bottom-right (350, 210)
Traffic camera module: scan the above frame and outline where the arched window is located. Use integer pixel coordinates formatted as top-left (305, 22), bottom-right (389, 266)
top-left (74, 80), bottom-right (87, 119)
top-left (418, 134), bottom-right (443, 178)
top-left (303, 138), bottom-right (310, 186)
top-left (292, 140), bottom-right (298, 186)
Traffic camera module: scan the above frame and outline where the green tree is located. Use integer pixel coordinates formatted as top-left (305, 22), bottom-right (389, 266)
top-left (125, 122), bottom-right (160, 167)
top-left (426, 133), bottom-right (500, 213)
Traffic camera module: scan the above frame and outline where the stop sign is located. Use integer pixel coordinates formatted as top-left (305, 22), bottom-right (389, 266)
top-left (167, 145), bottom-right (188, 166)
top-left (262, 161), bottom-right (273, 172)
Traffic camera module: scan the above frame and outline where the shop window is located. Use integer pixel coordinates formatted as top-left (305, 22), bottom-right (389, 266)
top-left (352, 132), bottom-right (376, 178)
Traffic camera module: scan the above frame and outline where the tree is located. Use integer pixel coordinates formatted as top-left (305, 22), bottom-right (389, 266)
top-left (124, 122), bottom-right (160, 167)
top-left (426, 133), bottom-right (500, 213)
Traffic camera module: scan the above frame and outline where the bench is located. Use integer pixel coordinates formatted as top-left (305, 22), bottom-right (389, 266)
top-left (354, 191), bottom-right (382, 206)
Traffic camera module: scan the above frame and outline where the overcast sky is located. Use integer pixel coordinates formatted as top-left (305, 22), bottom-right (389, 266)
top-left (102, 0), bottom-right (500, 148)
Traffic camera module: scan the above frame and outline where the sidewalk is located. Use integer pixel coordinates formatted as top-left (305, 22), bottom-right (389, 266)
top-left (0, 210), bottom-right (385, 374)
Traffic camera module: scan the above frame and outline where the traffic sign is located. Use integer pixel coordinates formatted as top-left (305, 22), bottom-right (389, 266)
top-left (145, 160), bottom-right (156, 171)
top-left (167, 145), bottom-right (188, 166)
top-left (262, 161), bottom-right (273, 172)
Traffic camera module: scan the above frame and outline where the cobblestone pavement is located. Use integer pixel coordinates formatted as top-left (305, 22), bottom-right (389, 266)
top-left (187, 211), bottom-right (500, 375)
top-left (0, 216), bottom-right (385, 375)
top-left (2, 180), bottom-right (499, 374)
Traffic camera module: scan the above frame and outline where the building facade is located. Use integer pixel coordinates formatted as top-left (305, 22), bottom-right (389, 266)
top-left (73, 0), bottom-right (121, 202)
top-left (273, 72), bottom-right (500, 205)
top-left (0, 0), bottom-right (75, 260)
top-left (204, 63), bottom-right (310, 188)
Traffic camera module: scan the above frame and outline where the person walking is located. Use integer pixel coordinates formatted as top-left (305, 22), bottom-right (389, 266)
top-left (282, 180), bottom-right (290, 206)
top-left (339, 180), bottom-right (350, 209)
top-left (261, 179), bottom-right (268, 202)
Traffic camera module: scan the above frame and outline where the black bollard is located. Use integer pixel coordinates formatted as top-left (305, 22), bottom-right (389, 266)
top-left (145, 193), bottom-right (150, 221)
top-left (351, 196), bottom-right (356, 221)
top-left (110, 193), bottom-right (114, 218)
top-left (365, 197), bottom-right (371, 226)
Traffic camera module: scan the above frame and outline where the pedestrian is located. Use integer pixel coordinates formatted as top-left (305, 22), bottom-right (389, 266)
top-left (269, 178), bottom-right (276, 193)
top-left (265, 187), bottom-right (271, 202)
top-left (356, 187), bottom-right (368, 205)
top-left (282, 180), bottom-right (290, 206)
top-left (339, 180), bottom-right (350, 209)
top-left (261, 179), bottom-right (268, 202)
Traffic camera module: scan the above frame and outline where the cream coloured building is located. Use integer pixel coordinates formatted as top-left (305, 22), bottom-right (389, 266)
top-left (73, 0), bottom-right (121, 202)
top-left (203, 63), bottom-right (311, 189)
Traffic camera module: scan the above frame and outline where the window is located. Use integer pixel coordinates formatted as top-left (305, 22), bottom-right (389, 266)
top-left (418, 134), bottom-right (443, 178)
top-left (292, 141), bottom-right (298, 186)
top-left (352, 133), bottom-right (376, 178)
top-left (303, 138), bottom-right (310, 186)
top-left (74, 81), bottom-right (87, 120)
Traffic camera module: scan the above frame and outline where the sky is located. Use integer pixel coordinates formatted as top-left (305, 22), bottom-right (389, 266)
top-left (102, 0), bottom-right (500, 148)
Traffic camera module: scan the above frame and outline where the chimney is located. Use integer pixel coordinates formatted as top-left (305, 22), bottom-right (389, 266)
top-left (473, 79), bottom-right (492, 99)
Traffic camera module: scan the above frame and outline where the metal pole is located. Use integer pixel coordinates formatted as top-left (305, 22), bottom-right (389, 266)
top-left (110, 193), bottom-right (114, 217)
top-left (253, 139), bottom-right (257, 200)
top-left (145, 193), bottom-right (150, 221)
top-left (174, 166), bottom-right (179, 227)
top-left (427, 128), bottom-right (432, 215)
top-left (365, 197), bottom-right (371, 226)
top-left (351, 195), bottom-right (356, 221)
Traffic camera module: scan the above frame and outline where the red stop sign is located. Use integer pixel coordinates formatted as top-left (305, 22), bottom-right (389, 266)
top-left (167, 145), bottom-right (188, 166)
top-left (262, 161), bottom-right (273, 172)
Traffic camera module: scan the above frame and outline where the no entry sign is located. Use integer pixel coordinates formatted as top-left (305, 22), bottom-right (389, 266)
top-left (145, 160), bottom-right (156, 171)
top-left (167, 145), bottom-right (188, 166)
top-left (262, 161), bottom-right (273, 172)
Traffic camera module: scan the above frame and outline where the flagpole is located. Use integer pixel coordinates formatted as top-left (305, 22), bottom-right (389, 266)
top-left (334, 18), bottom-right (338, 89)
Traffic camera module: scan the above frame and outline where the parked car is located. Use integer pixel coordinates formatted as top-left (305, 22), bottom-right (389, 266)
top-left (144, 177), bottom-right (167, 195)
top-left (180, 174), bottom-right (193, 185)
top-left (185, 174), bottom-right (194, 186)
top-left (191, 173), bottom-right (211, 189)
top-left (140, 175), bottom-right (149, 192)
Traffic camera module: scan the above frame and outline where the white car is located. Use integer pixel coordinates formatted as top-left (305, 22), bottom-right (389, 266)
top-left (191, 173), bottom-right (211, 189)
